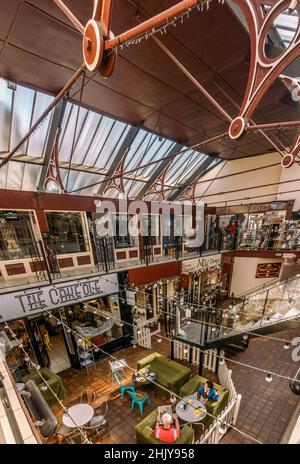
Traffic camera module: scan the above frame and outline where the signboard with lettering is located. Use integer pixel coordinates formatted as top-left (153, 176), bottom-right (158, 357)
top-left (282, 253), bottom-right (296, 259)
top-left (125, 290), bottom-right (136, 306)
top-left (255, 263), bottom-right (281, 278)
top-left (182, 254), bottom-right (221, 273)
top-left (217, 200), bottom-right (293, 215)
top-left (0, 274), bottom-right (119, 322)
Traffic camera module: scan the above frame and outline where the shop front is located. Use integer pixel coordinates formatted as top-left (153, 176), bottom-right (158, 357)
top-left (0, 209), bottom-right (42, 280)
top-left (0, 273), bottom-right (128, 377)
top-left (43, 210), bottom-right (94, 272)
top-left (181, 254), bottom-right (224, 306)
top-left (203, 200), bottom-right (295, 253)
top-left (126, 262), bottom-right (181, 337)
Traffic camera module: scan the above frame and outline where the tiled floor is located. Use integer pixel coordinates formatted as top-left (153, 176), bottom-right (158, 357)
top-left (222, 328), bottom-right (300, 444)
top-left (50, 329), bottom-right (300, 445)
top-left (47, 332), bottom-right (71, 374)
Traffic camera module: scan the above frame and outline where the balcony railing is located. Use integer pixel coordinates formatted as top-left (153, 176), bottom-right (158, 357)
top-left (207, 273), bottom-right (300, 345)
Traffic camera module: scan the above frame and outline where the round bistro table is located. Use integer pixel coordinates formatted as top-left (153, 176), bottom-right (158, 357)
top-left (175, 396), bottom-right (207, 427)
top-left (62, 404), bottom-right (94, 429)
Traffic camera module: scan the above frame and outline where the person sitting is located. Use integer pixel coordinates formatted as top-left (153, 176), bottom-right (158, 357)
top-left (154, 412), bottom-right (180, 443)
top-left (198, 380), bottom-right (219, 403)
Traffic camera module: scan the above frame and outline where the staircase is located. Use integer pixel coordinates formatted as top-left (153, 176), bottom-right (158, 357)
top-left (205, 272), bottom-right (300, 350)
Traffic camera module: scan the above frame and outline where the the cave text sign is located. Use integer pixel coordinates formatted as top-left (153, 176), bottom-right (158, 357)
top-left (0, 274), bottom-right (119, 322)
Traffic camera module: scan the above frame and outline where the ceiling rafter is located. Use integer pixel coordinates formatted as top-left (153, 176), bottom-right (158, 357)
top-left (136, 142), bottom-right (183, 200)
top-left (168, 156), bottom-right (220, 201)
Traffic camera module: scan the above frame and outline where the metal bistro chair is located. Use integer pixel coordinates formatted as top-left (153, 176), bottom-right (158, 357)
top-left (80, 389), bottom-right (97, 406)
top-left (84, 401), bottom-right (110, 440)
top-left (109, 359), bottom-right (127, 383)
top-left (127, 390), bottom-right (151, 415)
top-left (114, 371), bottom-right (136, 399)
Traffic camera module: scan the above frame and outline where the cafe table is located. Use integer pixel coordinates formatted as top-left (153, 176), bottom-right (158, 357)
top-left (62, 403), bottom-right (94, 429)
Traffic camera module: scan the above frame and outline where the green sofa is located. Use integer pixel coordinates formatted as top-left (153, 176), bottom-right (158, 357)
top-left (135, 409), bottom-right (194, 444)
top-left (22, 367), bottom-right (66, 407)
top-left (180, 375), bottom-right (229, 425)
top-left (137, 353), bottom-right (191, 396)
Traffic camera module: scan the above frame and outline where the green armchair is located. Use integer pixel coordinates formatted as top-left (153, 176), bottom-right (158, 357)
top-left (22, 367), bottom-right (66, 407)
top-left (135, 409), bottom-right (194, 444)
top-left (180, 375), bottom-right (229, 425)
top-left (137, 353), bottom-right (191, 396)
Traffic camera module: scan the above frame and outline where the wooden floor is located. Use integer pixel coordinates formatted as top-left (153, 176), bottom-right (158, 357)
top-left (49, 329), bottom-right (300, 445)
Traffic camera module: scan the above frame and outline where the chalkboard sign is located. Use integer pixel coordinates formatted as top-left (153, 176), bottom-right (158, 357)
top-left (255, 263), bottom-right (281, 278)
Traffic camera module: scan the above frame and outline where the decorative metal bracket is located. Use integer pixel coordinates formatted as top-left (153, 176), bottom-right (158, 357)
top-left (44, 127), bottom-right (65, 193)
top-left (142, 169), bottom-right (167, 201)
top-left (280, 74), bottom-right (300, 166)
top-left (103, 156), bottom-right (125, 195)
top-left (229, 0), bottom-right (300, 140)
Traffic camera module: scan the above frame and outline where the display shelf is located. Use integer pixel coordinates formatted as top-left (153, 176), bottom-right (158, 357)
top-left (77, 344), bottom-right (96, 373)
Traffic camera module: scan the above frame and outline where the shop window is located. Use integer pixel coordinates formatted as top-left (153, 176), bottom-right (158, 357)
top-left (0, 320), bottom-right (37, 381)
top-left (0, 210), bottom-right (39, 260)
top-left (45, 212), bottom-right (89, 254)
top-left (141, 214), bottom-right (161, 246)
top-left (65, 296), bottom-right (123, 349)
top-left (113, 213), bottom-right (138, 249)
top-left (134, 285), bottom-right (158, 322)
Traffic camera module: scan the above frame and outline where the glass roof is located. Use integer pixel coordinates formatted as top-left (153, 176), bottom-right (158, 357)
top-left (0, 78), bottom-right (214, 199)
top-left (264, 6), bottom-right (299, 47)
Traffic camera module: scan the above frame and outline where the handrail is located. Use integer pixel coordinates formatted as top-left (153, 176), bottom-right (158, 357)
top-left (0, 360), bottom-right (42, 444)
top-left (235, 266), bottom-right (300, 299)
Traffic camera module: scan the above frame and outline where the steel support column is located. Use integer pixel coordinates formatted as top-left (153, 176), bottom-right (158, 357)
top-left (37, 97), bottom-right (67, 192)
top-left (168, 156), bottom-right (219, 201)
top-left (136, 143), bottom-right (183, 200)
top-left (96, 126), bottom-right (139, 195)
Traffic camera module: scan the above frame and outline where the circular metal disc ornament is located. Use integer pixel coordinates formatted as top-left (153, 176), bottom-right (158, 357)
top-left (83, 19), bottom-right (104, 72)
top-left (281, 153), bottom-right (294, 168)
top-left (229, 116), bottom-right (247, 140)
top-left (99, 31), bottom-right (117, 79)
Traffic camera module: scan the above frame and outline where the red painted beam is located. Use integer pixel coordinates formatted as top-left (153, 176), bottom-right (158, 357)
top-left (105, 0), bottom-right (200, 50)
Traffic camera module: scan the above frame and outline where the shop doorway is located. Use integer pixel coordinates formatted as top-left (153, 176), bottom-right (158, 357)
top-left (28, 313), bottom-right (71, 374)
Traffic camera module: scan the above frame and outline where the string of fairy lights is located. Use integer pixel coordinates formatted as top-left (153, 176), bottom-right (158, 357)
top-left (99, 273), bottom-right (300, 347)
top-left (38, 311), bottom-right (263, 444)
top-left (2, 319), bottom-right (92, 444)
top-left (1, 287), bottom-right (298, 444)
top-left (1, 256), bottom-right (299, 444)
top-left (98, 293), bottom-right (300, 386)
top-left (112, 0), bottom-right (226, 54)
top-left (0, 304), bottom-right (264, 443)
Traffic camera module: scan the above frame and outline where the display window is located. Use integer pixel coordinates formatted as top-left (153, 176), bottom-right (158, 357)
top-left (134, 285), bottom-right (157, 322)
top-left (0, 320), bottom-right (38, 381)
top-left (97, 213), bottom-right (139, 249)
top-left (67, 296), bottom-right (124, 349)
top-left (141, 214), bottom-right (161, 246)
top-left (45, 211), bottom-right (90, 254)
top-left (0, 210), bottom-right (40, 260)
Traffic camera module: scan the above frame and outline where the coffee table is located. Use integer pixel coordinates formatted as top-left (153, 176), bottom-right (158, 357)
top-left (132, 369), bottom-right (157, 386)
top-left (176, 395), bottom-right (207, 427)
top-left (62, 404), bottom-right (94, 429)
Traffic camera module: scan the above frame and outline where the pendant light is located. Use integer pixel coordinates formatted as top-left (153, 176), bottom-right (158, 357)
top-left (265, 372), bottom-right (273, 382)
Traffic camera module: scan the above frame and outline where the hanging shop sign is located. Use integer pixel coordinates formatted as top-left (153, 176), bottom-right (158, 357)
top-left (282, 253), bottom-right (296, 260)
top-left (0, 273), bottom-right (119, 322)
top-left (125, 290), bottom-right (136, 306)
top-left (255, 263), bottom-right (281, 279)
top-left (217, 200), bottom-right (294, 215)
top-left (182, 254), bottom-right (221, 273)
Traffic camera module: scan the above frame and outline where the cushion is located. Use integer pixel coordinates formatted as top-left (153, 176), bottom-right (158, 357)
top-left (90, 415), bottom-right (106, 427)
